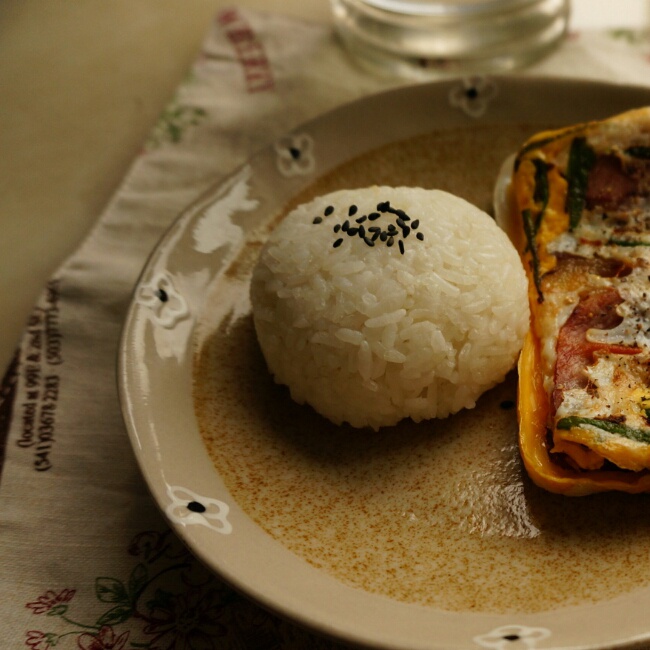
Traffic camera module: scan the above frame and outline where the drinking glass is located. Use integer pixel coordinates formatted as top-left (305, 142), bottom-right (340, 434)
top-left (331, 0), bottom-right (570, 78)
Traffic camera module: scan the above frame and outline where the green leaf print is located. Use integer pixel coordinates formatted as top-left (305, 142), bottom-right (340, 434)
top-left (95, 577), bottom-right (129, 604)
top-left (128, 563), bottom-right (149, 602)
top-left (95, 603), bottom-right (134, 627)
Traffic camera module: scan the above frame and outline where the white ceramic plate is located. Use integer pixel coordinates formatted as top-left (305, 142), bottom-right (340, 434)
top-left (119, 77), bottom-right (650, 650)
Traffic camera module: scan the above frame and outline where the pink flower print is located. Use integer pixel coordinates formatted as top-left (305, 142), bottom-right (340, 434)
top-left (128, 529), bottom-right (190, 564)
top-left (144, 589), bottom-right (227, 649)
top-left (25, 631), bottom-right (57, 650)
top-left (77, 626), bottom-right (129, 650)
top-left (26, 589), bottom-right (76, 615)
top-left (128, 530), bottom-right (166, 560)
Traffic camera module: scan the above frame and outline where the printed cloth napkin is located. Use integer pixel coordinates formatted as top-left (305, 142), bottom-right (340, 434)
top-left (1, 8), bottom-right (649, 649)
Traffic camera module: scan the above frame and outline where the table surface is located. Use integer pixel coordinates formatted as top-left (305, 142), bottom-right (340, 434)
top-left (1, 0), bottom-right (648, 377)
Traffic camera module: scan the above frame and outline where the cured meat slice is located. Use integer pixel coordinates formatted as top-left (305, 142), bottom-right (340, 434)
top-left (510, 106), bottom-right (650, 494)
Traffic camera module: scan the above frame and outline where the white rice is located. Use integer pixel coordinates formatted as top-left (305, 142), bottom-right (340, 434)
top-left (250, 186), bottom-right (529, 430)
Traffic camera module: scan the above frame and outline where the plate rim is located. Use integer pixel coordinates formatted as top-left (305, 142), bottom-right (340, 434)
top-left (117, 75), bottom-right (650, 650)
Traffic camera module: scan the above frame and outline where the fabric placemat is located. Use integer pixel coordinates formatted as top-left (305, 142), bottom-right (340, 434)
top-left (1, 8), bottom-right (649, 649)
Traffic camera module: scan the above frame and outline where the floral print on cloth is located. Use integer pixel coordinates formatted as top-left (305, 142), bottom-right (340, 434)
top-left (6, 6), bottom-right (650, 650)
top-left (22, 529), bottom-right (346, 650)
top-left (145, 76), bottom-right (207, 151)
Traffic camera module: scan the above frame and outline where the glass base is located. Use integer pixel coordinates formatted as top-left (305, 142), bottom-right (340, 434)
top-left (331, 0), bottom-right (570, 79)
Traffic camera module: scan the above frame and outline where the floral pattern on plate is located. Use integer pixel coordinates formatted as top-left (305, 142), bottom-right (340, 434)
top-left (165, 485), bottom-right (233, 535)
top-left (274, 133), bottom-right (316, 177)
top-left (474, 625), bottom-right (552, 650)
top-left (136, 271), bottom-right (189, 329)
top-left (449, 76), bottom-right (498, 118)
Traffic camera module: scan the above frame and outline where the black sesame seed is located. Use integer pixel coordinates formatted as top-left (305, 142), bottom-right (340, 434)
top-left (411, 219), bottom-right (420, 229)
top-left (342, 220), bottom-right (350, 232)
top-left (387, 236), bottom-right (395, 247)
top-left (416, 232), bottom-right (424, 241)
top-left (355, 215), bottom-right (367, 224)
top-left (348, 205), bottom-right (358, 216)
top-left (324, 205), bottom-right (334, 216)
top-left (368, 226), bottom-right (380, 233)
top-left (347, 227), bottom-right (359, 236)
top-left (398, 240), bottom-right (405, 255)
top-left (333, 238), bottom-right (343, 248)
top-left (380, 231), bottom-right (388, 242)
top-left (402, 225), bottom-right (411, 238)
top-left (368, 212), bottom-right (381, 221)
top-left (334, 224), bottom-right (341, 233)
top-left (395, 209), bottom-right (410, 221)
top-left (363, 237), bottom-right (375, 247)
top-left (387, 224), bottom-right (398, 234)
top-left (187, 501), bottom-right (206, 513)
top-left (377, 201), bottom-right (390, 212)
top-left (371, 230), bottom-right (380, 241)
top-left (313, 216), bottom-right (323, 224)
top-left (396, 217), bottom-right (406, 229)
top-left (358, 225), bottom-right (366, 238)
top-left (156, 288), bottom-right (169, 303)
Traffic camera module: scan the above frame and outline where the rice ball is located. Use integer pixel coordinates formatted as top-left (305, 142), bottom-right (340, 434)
top-left (250, 186), bottom-right (529, 430)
